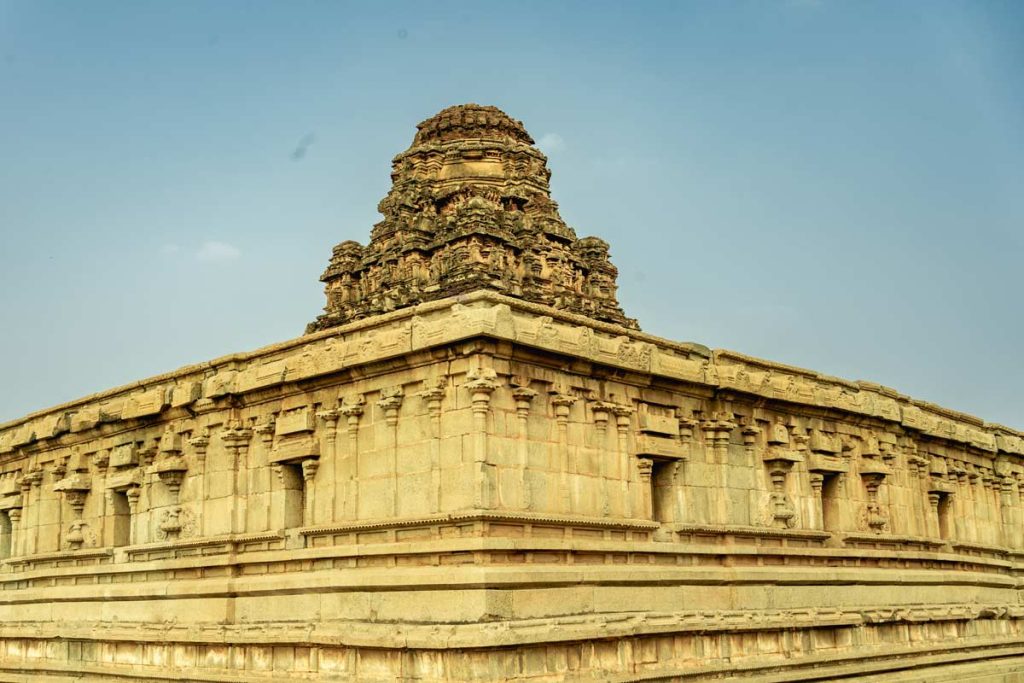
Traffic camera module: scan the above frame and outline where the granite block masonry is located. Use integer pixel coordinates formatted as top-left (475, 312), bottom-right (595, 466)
top-left (0, 104), bottom-right (1022, 682)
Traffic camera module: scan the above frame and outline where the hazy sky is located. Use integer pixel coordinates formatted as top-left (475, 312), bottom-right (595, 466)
top-left (1, 1), bottom-right (1021, 428)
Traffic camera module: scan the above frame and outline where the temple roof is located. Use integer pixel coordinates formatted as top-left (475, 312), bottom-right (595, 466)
top-left (307, 104), bottom-right (637, 333)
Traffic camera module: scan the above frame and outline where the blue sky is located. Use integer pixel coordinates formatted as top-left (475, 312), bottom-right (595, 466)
top-left (1, 1), bottom-right (1021, 428)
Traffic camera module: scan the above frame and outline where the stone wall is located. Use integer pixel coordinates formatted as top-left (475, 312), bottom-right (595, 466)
top-left (0, 291), bottom-right (1022, 681)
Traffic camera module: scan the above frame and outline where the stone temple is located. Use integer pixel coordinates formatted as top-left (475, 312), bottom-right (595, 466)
top-left (0, 104), bottom-right (1022, 682)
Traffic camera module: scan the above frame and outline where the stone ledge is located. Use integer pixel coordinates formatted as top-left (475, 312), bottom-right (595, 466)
top-left (3, 547), bottom-right (113, 568)
top-left (0, 604), bottom-right (1020, 650)
top-left (669, 522), bottom-right (832, 542)
top-left (625, 641), bottom-right (1024, 683)
top-left (1, 533), bottom-right (1020, 589)
top-left (125, 531), bottom-right (286, 559)
top-left (299, 510), bottom-right (660, 537)
top-left (0, 562), bottom-right (1018, 609)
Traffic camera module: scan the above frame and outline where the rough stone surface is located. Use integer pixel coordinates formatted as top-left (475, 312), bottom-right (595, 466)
top-left (0, 105), bottom-right (1022, 681)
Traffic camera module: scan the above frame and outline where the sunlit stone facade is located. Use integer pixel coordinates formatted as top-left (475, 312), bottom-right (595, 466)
top-left (0, 105), bottom-right (1022, 681)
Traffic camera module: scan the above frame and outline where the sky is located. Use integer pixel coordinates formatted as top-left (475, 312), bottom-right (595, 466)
top-left (1, 1), bottom-right (1021, 429)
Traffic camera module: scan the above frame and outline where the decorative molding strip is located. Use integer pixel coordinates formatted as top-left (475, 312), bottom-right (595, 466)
top-left (4, 548), bottom-right (113, 567)
top-left (299, 510), bottom-right (661, 537)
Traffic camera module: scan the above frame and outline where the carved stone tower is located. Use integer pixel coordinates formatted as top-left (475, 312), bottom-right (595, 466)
top-left (307, 104), bottom-right (637, 333)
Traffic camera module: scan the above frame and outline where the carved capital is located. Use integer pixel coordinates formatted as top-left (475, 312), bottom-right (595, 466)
top-left (377, 388), bottom-right (405, 426)
top-left (189, 430), bottom-right (211, 461)
top-left (340, 395), bottom-right (366, 418)
top-left (315, 409), bottom-right (340, 445)
top-left (740, 419), bottom-right (761, 452)
top-left (464, 369), bottom-right (500, 395)
top-left (316, 409), bottom-right (340, 427)
top-left (340, 395), bottom-right (366, 437)
top-left (677, 414), bottom-right (699, 442)
top-left (22, 467), bottom-right (43, 491)
top-left (511, 386), bottom-right (538, 419)
top-left (609, 403), bottom-right (633, 433)
top-left (125, 486), bottom-right (141, 513)
top-left (220, 422), bottom-right (253, 453)
top-left (591, 401), bottom-right (615, 432)
top-left (254, 416), bottom-right (277, 446)
top-left (550, 392), bottom-right (577, 427)
top-left (302, 457), bottom-right (320, 482)
top-left (464, 369), bottom-right (499, 417)
top-left (417, 378), bottom-right (447, 418)
top-left (636, 457), bottom-right (654, 483)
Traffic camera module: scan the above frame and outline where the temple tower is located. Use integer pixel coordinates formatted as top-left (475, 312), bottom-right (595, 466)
top-left (308, 104), bottom-right (636, 332)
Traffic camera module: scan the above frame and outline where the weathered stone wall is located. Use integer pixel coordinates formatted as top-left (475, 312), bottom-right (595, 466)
top-left (0, 291), bottom-right (1022, 680)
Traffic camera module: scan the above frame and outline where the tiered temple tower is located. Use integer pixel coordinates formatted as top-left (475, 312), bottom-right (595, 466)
top-left (308, 104), bottom-right (636, 331)
top-left (0, 105), bottom-right (1021, 682)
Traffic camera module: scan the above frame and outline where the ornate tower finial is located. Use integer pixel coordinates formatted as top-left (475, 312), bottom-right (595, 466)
top-left (307, 103), bottom-right (637, 333)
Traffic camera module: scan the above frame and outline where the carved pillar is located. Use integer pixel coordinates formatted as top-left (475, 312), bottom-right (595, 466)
top-left (637, 458), bottom-right (654, 520)
top-left (1014, 474), bottom-right (1024, 550)
top-left (998, 476), bottom-right (1015, 548)
top-left (927, 492), bottom-right (942, 539)
top-left (221, 421), bottom-right (253, 535)
top-left (126, 486), bottom-right (141, 545)
top-left (90, 450), bottom-right (109, 547)
top-left (860, 467), bottom-right (888, 535)
top-left (985, 470), bottom-right (1000, 546)
top-left (907, 444), bottom-right (931, 538)
top-left (511, 385), bottom-right (537, 510)
top-left (741, 421), bottom-right (760, 453)
top-left (993, 457), bottom-right (1018, 548)
top-left (611, 404), bottom-right (634, 518)
top-left (316, 408), bottom-right (340, 526)
top-left (52, 460), bottom-right (66, 546)
top-left (951, 466), bottom-right (970, 542)
top-left (699, 419), bottom-right (718, 464)
top-left (340, 396), bottom-right (365, 519)
top-left (377, 387), bottom-right (404, 517)
top-left (301, 458), bottom-right (320, 525)
top-left (591, 401), bottom-right (616, 516)
top-left (464, 370), bottom-right (499, 509)
top-left (188, 430), bottom-right (210, 537)
top-left (7, 507), bottom-right (22, 558)
top-left (677, 414), bottom-right (698, 460)
top-left (21, 467), bottom-right (42, 555)
top-left (418, 378), bottom-right (447, 514)
top-left (809, 473), bottom-right (825, 530)
top-left (926, 456), bottom-right (953, 541)
top-left (550, 391), bottom-right (577, 513)
top-left (966, 464), bottom-right (982, 541)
